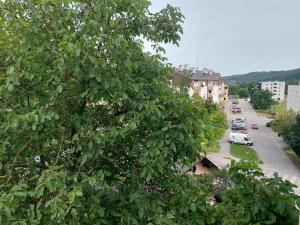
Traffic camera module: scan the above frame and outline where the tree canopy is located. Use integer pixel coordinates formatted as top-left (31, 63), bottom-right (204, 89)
top-left (237, 88), bottom-right (249, 98)
top-left (0, 1), bottom-right (299, 224)
top-left (251, 89), bottom-right (274, 110)
top-left (271, 110), bottom-right (296, 135)
top-left (228, 81), bottom-right (255, 97)
top-left (272, 112), bottom-right (300, 156)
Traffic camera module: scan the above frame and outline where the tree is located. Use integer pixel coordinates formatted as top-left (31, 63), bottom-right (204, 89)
top-left (271, 110), bottom-right (296, 135)
top-left (243, 80), bottom-right (257, 97)
top-left (285, 114), bottom-right (300, 156)
top-left (229, 81), bottom-right (256, 97)
top-left (0, 1), bottom-right (299, 224)
top-left (0, 1), bottom-right (222, 224)
top-left (238, 88), bottom-right (249, 98)
top-left (271, 111), bottom-right (300, 156)
top-left (251, 89), bottom-right (274, 110)
top-left (210, 161), bottom-right (299, 225)
top-left (228, 83), bottom-right (239, 96)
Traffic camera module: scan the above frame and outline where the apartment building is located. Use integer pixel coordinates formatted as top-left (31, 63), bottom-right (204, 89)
top-left (172, 68), bottom-right (228, 106)
top-left (260, 81), bottom-right (285, 101)
top-left (287, 84), bottom-right (300, 112)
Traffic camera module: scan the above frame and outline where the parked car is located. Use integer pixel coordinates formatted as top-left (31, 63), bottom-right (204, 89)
top-left (232, 118), bottom-right (245, 124)
top-left (231, 124), bottom-right (247, 131)
top-left (232, 100), bottom-right (239, 105)
top-left (231, 106), bottom-right (241, 113)
top-left (229, 132), bottom-right (253, 145)
top-left (233, 122), bottom-right (246, 127)
top-left (251, 123), bottom-right (259, 129)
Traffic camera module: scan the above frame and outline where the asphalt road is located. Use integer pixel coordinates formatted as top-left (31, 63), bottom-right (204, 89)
top-left (208, 99), bottom-right (300, 194)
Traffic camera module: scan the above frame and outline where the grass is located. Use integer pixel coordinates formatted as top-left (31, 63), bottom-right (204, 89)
top-left (230, 144), bottom-right (258, 160)
top-left (255, 101), bottom-right (287, 119)
top-left (284, 147), bottom-right (300, 171)
top-left (202, 144), bottom-right (220, 153)
top-left (256, 110), bottom-right (273, 119)
top-left (267, 101), bottom-right (287, 114)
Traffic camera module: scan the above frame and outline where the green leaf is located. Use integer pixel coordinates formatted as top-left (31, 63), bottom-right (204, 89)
top-left (56, 85), bottom-right (63, 93)
top-left (166, 212), bottom-right (175, 219)
top-left (35, 185), bottom-right (44, 198)
top-left (130, 192), bottom-right (140, 202)
top-left (75, 189), bottom-right (83, 197)
top-left (75, 48), bottom-right (81, 57)
top-left (190, 203), bottom-right (197, 212)
top-left (7, 66), bottom-right (14, 74)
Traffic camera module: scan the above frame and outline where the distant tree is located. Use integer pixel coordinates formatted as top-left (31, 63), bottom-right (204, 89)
top-left (251, 90), bottom-right (274, 110)
top-left (228, 83), bottom-right (239, 96)
top-left (285, 114), bottom-right (300, 155)
top-left (224, 69), bottom-right (300, 83)
top-left (238, 88), bottom-right (249, 98)
top-left (271, 110), bottom-right (296, 135)
top-left (245, 81), bottom-right (257, 96)
top-left (229, 81), bottom-right (256, 98)
top-left (271, 110), bottom-right (300, 156)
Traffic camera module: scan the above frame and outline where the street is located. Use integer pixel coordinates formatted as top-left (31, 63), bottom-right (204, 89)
top-left (208, 99), bottom-right (300, 194)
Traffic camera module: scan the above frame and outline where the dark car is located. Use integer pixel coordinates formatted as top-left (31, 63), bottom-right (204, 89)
top-left (231, 124), bottom-right (247, 131)
top-left (251, 124), bottom-right (259, 129)
top-left (232, 118), bottom-right (244, 124)
top-left (231, 106), bottom-right (241, 113)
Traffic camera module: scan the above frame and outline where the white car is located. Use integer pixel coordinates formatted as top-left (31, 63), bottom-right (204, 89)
top-left (229, 132), bottom-right (253, 146)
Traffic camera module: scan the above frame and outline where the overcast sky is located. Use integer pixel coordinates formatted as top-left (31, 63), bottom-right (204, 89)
top-left (147, 0), bottom-right (300, 76)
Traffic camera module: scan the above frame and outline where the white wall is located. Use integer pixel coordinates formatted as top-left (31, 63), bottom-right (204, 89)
top-left (287, 85), bottom-right (300, 112)
top-left (261, 81), bottom-right (285, 101)
top-left (210, 85), bottom-right (219, 104)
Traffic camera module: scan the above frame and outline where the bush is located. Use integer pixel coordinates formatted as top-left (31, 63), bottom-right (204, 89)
top-left (266, 122), bottom-right (272, 127)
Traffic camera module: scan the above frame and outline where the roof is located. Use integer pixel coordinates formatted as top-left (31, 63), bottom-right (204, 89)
top-left (171, 71), bottom-right (193, 87)
top-left (182, 157), bottom-right (219, 175)
top-left (191, 71), bottom-right (223, 81)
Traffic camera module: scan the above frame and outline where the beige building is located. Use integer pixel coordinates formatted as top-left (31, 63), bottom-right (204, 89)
top-left (172, 68), bottom-right (228, 106)
top-left (287, 84), bottom-right (300, 112)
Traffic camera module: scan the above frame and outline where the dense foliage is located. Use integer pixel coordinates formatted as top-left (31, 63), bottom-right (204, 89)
top-left (224, 68), bottom-right (300, 83)
top-left (228, 81), bottom-right (255, 97)
top-left (0, 1), bottom-right (299, 224)
top-left (210, 161), bottom-right (300, 225)
top-left (272, 112), bottom-right (300, 156)
top-left (251, 89), bottom-right (274, 110)
top-left (271, 110), bottom-right (297, 135)
top-left (0, 0), bottom-right (224, 223)
top-left (237, 88), bottom-right (249, 98)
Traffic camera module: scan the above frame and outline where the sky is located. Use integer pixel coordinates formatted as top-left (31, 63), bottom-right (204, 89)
top-left (147, 0), bottom-right (300, 76)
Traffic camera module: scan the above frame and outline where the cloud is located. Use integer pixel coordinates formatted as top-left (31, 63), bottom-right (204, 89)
top-left (148, 0), bottom-right (300, 75)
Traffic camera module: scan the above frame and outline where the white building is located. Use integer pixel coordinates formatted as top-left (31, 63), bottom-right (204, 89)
top-left (287, 84), bottom-right (300, 112)
top-left (261, 81), bottom-right (285, 101)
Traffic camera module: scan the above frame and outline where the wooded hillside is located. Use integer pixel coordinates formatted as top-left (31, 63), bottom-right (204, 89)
top-left (224, 68), bottom-right (300, 83)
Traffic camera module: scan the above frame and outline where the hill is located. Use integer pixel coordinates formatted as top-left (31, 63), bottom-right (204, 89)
top-left (224, 68), bottom-right (300, 83)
